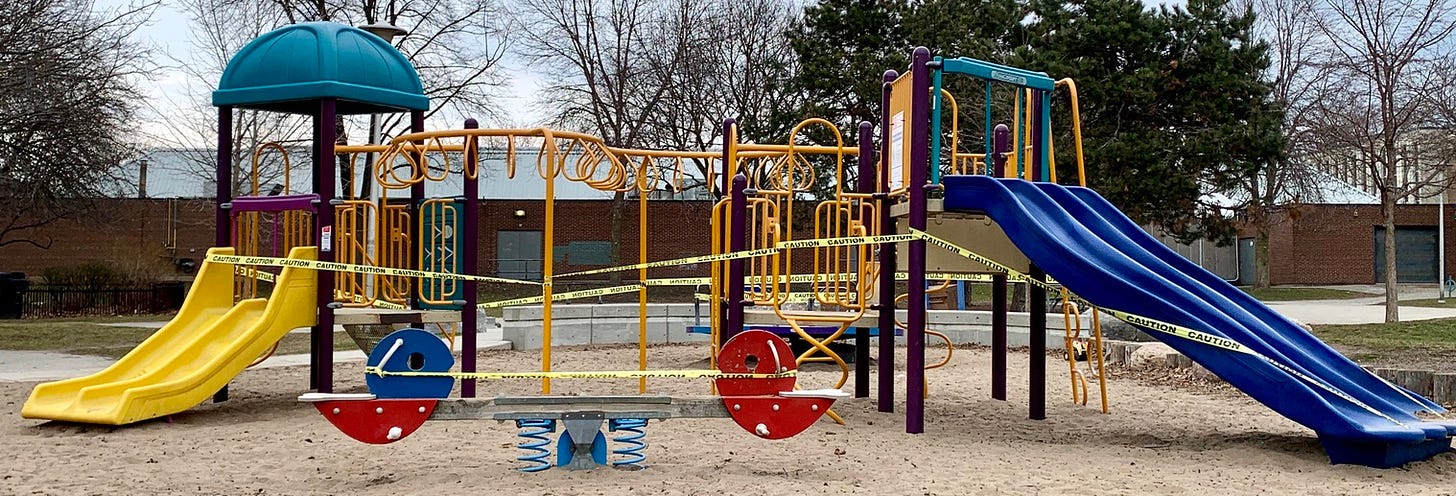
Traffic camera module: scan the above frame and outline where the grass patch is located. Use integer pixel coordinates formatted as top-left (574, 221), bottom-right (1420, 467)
top-left (1310, 318), bottom-right (1456, 371)
top-left (1311, 318), bottom-right (1456, 352)
top-left (0, 315), bottom-right (173, 358)
top-left (0, 316), bottom-right (355, 359)
top-left (1238, 286), bottom-right (1369, 302)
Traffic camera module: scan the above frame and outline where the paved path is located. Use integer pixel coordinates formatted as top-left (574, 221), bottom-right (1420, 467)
top-left (1265, 300), bottom-right (1456, 325)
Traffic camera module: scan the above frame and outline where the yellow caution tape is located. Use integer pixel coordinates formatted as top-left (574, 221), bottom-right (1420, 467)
top-left (364, 367), bottom-right (795, 380)
top-left (776, 233), bottom-right (920, 249)
top-left (554, 248), bottom-right (780, 278)
top-left (207, 254), bottom-right (540, 286)
top-left (912, 229), bottom-right (1064, 293)
top-left (643, 277), bottom-right (712, 286)
top-left (479, 284), bottom-right (643, 308)
top-left (234, 266), bottom-right (277, 283)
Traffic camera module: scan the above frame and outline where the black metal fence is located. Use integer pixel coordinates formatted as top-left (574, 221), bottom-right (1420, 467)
top-left (10, 283), bottom-right (186, 319)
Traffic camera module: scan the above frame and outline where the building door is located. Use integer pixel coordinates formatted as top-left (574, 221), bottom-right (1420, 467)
top-left (1237, 237), bottom-right (1255, 285)
top-left (1373, 226), bottom-right (1438, 283)
top-left (498, 230), bottom-right (543, 280)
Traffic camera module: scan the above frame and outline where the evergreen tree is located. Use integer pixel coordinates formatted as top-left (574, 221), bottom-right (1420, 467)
top-left (1018, 0), bottom-right (1281, 243)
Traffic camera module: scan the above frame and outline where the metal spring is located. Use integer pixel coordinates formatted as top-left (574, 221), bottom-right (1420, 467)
top-left (609, 418), bottom-right (648, 469)
top-left (515, 419), bottom-right (555, 472)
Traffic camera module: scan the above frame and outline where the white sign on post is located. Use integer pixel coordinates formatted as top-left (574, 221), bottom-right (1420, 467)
top-left (889, 111), bottom-right (905, 190)
top-left (321, 226), bottom-right (332, 252)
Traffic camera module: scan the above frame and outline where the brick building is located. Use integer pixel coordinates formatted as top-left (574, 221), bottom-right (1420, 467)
top-left (0, 198), bottom-right (718, 283)
top-left (1238, 203), bottom-right (1456, 285)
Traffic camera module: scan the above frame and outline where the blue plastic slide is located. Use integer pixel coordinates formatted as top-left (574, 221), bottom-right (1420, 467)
top-left (940, 175), bottom-right (1455, 467)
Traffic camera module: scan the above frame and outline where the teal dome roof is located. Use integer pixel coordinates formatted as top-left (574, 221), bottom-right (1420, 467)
top-left (212, 22), bottom-right (428, 114)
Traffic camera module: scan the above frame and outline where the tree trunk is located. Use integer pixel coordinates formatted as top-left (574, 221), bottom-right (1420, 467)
top-left (1249, 204), bottom-right (1272, 288)
top-left (608, 190), bottom-right (626, 285)
top-left (1255, 226), bottom-right (1271, 288)
top-left (1382, 190), bottom-right (1399, 323)
top-left (336, 115), bottom-right (352, 199)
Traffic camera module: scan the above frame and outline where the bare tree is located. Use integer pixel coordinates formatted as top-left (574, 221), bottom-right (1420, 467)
top-left (642, 0), bottom-right (801, 194)
top-left (0, 0), bottom-right (155, 248)
top-left (1240, 0), bottom-right (1333, 288)
top-left (1307, 0), bottom-right (1456, 321)
top-left (148, 0), bottom-right (511, 199)
top-left (514, 0), bottom-right (707, 276)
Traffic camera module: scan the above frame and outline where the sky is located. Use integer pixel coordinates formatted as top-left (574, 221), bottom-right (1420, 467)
top-left (102, 0), bottom-right (1184, 148)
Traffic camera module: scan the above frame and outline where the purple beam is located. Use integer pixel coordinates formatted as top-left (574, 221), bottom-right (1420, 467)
top-left (991, 125), bottom-right (1010, 401)
top-left (409, 111), bottom-right (427, 310)
top-left (315, 98), bottom-right (339, 393)
top-left (906, 47), bottom-right (931, 434)
top-left (992, 273), bottom-right (1008, 400)
top-left (216, 107), bottom-right (233, 248)
top-left (855, 121), bottom-right (874, 398)
top-left (992, 124), bottom-right (1010, 178)
top-left (718, 118), bottom-right (738, 345)
top-left (462, 118), bottom-right (481, 398)
top-left (1028, 90), bottom-right (1048, 420)
top-left (228, 194), bottom-right (321, 213)
top-left (877, 69), bottom-right (898, 413)
top-left (213, 106), bottom-right (233, 403)
top-left (1029, 265), bottom-right (1047, 420)
top-left (726, 174), bottom-right (748, 339)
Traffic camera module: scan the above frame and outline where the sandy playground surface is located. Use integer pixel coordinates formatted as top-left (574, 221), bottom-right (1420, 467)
top-left (2, 344), bottom-right (1454, 496)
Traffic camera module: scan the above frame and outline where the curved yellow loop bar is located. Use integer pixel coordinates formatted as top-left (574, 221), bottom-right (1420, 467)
top-left (1055, 78), bottom-right (1087, 187)
top-left (251, 142), bottom-right (291, 196)
top-left (784, 117), bottom-right (846, 195)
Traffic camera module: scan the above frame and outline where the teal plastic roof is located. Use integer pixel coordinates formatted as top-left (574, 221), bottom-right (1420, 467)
top-left (212, 22), bottom-right (428, 114)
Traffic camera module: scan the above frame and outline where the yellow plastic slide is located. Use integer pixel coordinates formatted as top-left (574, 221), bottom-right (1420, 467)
top-left (22, 246), bottom-right (318, 425)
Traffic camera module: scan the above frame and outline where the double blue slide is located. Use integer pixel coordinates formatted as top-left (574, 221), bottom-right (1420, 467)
top-left (941, 175), bottom-right (1455, 468)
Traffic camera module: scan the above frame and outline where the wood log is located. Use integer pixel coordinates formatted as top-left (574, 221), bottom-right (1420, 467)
top-left (1397, 369), bottom-right (1435, 396)
top-left (1432, 373), bottom-right (1456, 406)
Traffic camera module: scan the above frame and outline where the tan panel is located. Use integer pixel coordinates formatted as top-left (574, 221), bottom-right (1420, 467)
top-left (894, 213), bottom-right (1030, 274)
top-left (888, 72), bottom-right (915, 193)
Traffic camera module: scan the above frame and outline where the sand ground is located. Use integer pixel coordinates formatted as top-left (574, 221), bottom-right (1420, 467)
top-left (3, 344), bottom-right (1454, 496)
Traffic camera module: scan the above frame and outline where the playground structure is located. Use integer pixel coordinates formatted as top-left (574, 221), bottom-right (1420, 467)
top-left (18, 22), bottom-right (1455, 470)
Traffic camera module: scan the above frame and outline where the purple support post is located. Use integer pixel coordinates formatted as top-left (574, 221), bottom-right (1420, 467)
top-left (462, 118), bottom-right (481, 398)
top-left (315, 98), bottom-right (338, 393)
top-left (409, 111), bottom-right (426, 311)
top-left (717, 119), bottom-right (737, 344)
top-left (1029, 265), bottom-right (1047, 419)
top-left (216, 107), bottom-right (233, 249)
top-left (992, 124), bottom-right (1010, 178)
top-left (1028, 90), bottom-right (1048, 420)
top-left (991, 124), bottom-right (1010, 401)
top-left (726, 174), bottom-right (748, 339)
top-left (214, 106), bottom-right (233, 403)
top-left (906, 47), bottom-right (931, 434)
top-left (992, 273), bottom-right (1008, 400)
top-left (722, 119), bottom-right (751, 342)
top-left (876, 69), bottom-right (898, 413)
top-left (855, 121), bottom-right (874, 398)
